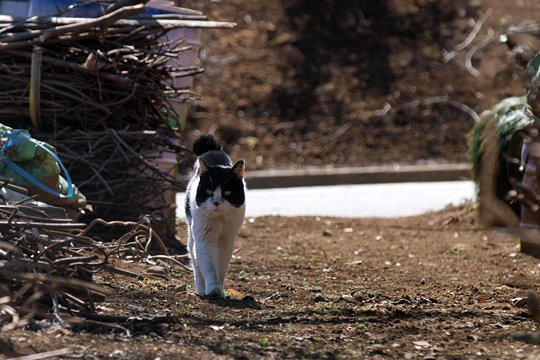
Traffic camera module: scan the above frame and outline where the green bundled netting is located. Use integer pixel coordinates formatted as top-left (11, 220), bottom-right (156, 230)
top-left (468, 96), bottom-right (535, 202)
top-left (0, 124), bottom-right (86, 213)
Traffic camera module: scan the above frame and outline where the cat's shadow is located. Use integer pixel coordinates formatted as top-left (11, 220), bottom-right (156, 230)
top-left (206, 295), bottom-right (261, 310)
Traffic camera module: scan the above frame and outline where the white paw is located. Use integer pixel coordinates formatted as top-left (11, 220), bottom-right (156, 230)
top-left (205, 285), bottom-right (224, 298)
top-left (195, 288), bottom-right (206, 296)
top-left (194, 280), bottom-right (206, 296)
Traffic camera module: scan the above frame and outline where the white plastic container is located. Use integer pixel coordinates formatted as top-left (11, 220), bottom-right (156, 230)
top-left (0, 0), bottom-right (29, 17)
top-left (147, 1), bottom-right (203, 129)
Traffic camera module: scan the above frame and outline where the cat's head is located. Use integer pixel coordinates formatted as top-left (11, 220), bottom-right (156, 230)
top-left (195, 159), bottom-right (245, 216)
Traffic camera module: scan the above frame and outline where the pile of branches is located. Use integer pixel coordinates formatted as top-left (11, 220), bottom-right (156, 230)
top-left (0, 1), bottom-right (216, 129)
top-left (51, 129), bottom-right (179, 220)
top-left (503, 21), bottom-right (540, 65)
top-left (444, 12), bottom-right (540, 77)
top-left (0, 0), bottom-right (234, 235)
top-left (0, 179), bottom-right (188, 331)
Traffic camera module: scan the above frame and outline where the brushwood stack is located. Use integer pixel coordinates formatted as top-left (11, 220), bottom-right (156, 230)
top-left (0, 178), bottom-right (177, 331)
top-left (0, 0), bottom-right (234, 244)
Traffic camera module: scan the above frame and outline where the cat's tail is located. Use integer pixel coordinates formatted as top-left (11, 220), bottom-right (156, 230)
top-left (192, 134), bottom-right (222, 156)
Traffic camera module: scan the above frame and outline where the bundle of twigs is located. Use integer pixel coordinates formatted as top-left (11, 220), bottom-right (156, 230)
top-left (0, 1), bottom-right (234, 236)
top-left (507, 21), bottom-right (540, 38)
top-left (49, 129), bottom-right (181, 220)
top-left (0, 1), bottom-right (227, 129)
top-left (0, 178), bottom-right (190, 331)
top-left (504, 21), bottom-right (540, 65)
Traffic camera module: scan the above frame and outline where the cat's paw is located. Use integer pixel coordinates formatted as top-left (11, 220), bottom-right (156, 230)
top-left (194, 280), bottom-right (206, 296)
top-left (205, 286), bottom-right (225, 298)
top-left (195, 288), bottom-right (206, 297)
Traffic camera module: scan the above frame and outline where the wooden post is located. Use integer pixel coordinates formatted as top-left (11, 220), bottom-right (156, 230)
top-left (29, 46), bottom-right (42, 130)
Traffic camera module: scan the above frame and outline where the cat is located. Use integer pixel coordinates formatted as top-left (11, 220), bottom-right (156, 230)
top-left (185, 134), bottom-right (246, 298)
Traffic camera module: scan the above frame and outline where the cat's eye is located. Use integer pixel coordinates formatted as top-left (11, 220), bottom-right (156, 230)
top-left (206, 190), bottom-right (214, 195)
top-left (223, 191), bottom-right (231, 196)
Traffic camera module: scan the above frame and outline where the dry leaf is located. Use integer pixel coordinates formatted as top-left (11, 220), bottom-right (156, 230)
top-left (227, 288), bottom-right (244, 299)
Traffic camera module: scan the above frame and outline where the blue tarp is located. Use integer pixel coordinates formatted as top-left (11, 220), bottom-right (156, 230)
top-left (0, 0), bottom-right (185, 18)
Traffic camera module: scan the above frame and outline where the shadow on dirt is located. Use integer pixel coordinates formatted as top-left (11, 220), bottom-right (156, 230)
top-left (207, 295), bottom-right (262, 310)
top-left (271, 0), bottom-right (476, 127)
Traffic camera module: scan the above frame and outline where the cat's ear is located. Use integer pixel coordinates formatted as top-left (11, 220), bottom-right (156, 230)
top-left (198, 158), bottom-right (209, 174)
top-left (232, 160), bottom-right (245, 179)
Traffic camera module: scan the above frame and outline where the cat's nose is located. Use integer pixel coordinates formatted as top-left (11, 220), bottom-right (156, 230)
top-left (213, 201), bottom-right (221, 207)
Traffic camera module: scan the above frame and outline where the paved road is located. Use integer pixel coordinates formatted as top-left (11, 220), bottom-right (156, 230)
top-left (176, 180), bottom-right (475, 218)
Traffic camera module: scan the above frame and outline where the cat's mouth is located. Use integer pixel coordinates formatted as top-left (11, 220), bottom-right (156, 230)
top-left (206, 206), bottom-right (224, 216)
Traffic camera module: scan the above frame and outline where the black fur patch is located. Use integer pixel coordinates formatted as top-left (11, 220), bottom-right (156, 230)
top-left (192, 134), bottom-right (222, 156)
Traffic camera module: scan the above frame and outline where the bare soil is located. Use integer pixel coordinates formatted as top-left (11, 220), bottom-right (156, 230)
top-left (4, 1), bottom-right (540, 359)
top-left (2, 205), bottom-right (540, 359)
top-left (184, 0), bottom-right (540, 171)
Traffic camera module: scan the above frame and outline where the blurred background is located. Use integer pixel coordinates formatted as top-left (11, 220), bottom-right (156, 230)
top-left (179, 0), bottom-right (540, 171)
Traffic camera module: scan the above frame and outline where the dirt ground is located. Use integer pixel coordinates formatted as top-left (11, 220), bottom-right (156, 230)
top-left (182, 0), bottom-right (540, 171)
top-left (3, 205), bottom-right (540, 359)
top-left (5, 0), bottom-right (540, 359)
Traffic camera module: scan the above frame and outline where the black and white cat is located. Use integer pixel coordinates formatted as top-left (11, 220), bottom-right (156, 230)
top-left (185, 134), bottom-right (246, 297)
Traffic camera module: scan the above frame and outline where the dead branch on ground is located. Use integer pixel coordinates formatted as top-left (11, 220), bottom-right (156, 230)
top-left (0, 180), bottom-right (188, 332)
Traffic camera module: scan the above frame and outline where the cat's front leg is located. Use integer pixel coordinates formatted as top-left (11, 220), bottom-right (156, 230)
top-left (188, 228), bottom-right (206, 296)
top-left (192, 261), bottom-right (206, 296)
top-left (196, 239), bottom-right (225, 298)
top-left (216, 235), bottom-right (236, 293)
top-left (204, 237), bottom-right (236, 298)
top-left (202, 259), bottom-right (224, 297)
top-left (193, 251), bottom-right (222, 297)
top-left (195, 257), bottom-right (222, 297)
